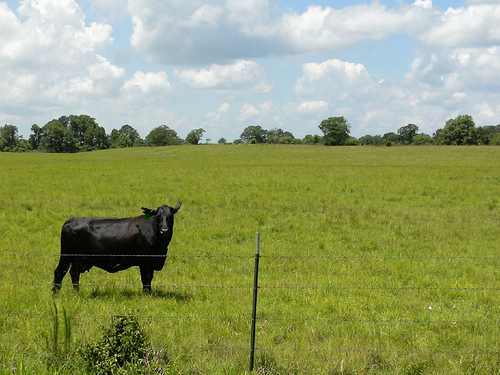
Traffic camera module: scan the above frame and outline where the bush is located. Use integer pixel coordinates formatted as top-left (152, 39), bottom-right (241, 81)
top-left (79, 315), bottom-right (168, 374)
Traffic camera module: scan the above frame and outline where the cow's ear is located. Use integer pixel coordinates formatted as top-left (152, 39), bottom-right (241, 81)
top-left (141, 207), bottom-right (157, 218)
top-left (173, 201), bottom-right (182, 214)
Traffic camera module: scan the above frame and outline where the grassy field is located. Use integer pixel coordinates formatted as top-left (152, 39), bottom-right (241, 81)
top-left (0, 145), bottom-right (499, 374)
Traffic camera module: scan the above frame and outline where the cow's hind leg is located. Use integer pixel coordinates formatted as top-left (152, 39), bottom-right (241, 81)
top-left (140, 267), bottom-right (154, 293)
top-left (52, 256), bottom-right (71, 294)
top-left (69, 262), bottom-right (81, 292)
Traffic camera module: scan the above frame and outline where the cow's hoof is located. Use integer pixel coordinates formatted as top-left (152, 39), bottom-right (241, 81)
top-left (52, 285), bottom-right (61, 295)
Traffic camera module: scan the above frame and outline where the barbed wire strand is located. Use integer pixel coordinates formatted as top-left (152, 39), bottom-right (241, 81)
top-left (1, 340), bottom-right (497, 358)
top-left (0, 281), bottom-right (498, 291)
top-left (0, 311), bottom-right (497, 326)
top-left (1, 252), bottom-right (499, 260)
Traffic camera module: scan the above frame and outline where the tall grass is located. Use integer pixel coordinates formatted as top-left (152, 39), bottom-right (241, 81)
top-left (0, 145), bottom-right (499, 373)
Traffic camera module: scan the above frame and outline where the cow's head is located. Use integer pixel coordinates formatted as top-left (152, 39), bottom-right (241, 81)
top-left (142, 202), bottom-right (182, 236)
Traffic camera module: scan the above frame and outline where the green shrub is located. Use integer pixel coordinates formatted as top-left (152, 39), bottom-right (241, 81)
top-left (80, 315), bottom-right (164, 374)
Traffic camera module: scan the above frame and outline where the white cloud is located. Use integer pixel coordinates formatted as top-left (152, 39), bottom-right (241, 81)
top-left (275, 4), bottom-right (412, 54)
top-left (474, 102), bottom-right (495, 119)
top-left (404, 47), bottom-right (500, 94)
top-left (413, 0), bottom-right (433, 9)
top-left (206, 102), bottom-right (230, 121)
top-left (126, 1), bottom-right (434, 64)
top-left (184, 4), bottom-right (223, 28)
top-left (136, 0), bottom-right (465, 77)
top-left (238, 101), bottom-right (274, 123)
top-left (239, 103), bottom-right (260, 122)
top-left (290, 53), bottom-right (496, 137)
top-left (225, 0), bottom-right (272, 33)
top-left (175, 60), bottom-right (272, 93)
top-left (418, 4), bottom-right (500, 47)
top-left (297, 101), bottom-right (329, 114)
top-left (128, 0), bottom-right (242, 64)
top-left (295, 59), bottom-right (372, 98)
top-left (466, 0), bottom-right (500, 5)
top-left (202, 102), bottom-right (232, 135)
top-left (0, 0), bottom-right (120, 112)
top-left (121, 71), bottom-right (172, 102)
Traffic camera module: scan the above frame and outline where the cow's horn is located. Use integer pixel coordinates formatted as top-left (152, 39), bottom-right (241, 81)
top-left (173, 201), bottom-right (182, 213)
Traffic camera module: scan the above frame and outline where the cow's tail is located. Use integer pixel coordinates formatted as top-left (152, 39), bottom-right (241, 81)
top-left (52, 255), bottom-right (72, 294)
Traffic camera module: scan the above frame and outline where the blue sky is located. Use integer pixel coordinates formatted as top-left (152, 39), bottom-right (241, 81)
top-left (1, 0), bottom-right (499, 141)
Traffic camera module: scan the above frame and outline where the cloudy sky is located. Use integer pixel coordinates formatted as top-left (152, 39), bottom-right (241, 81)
top-left (1, 0), bottom-right (499, 141)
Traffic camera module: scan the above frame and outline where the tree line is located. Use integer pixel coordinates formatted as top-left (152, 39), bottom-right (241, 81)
top-left (0, 115), bottom-right (206, 153)
top-left (242, 115), bottom-right (499, 146)
top-left (1, 114), bottom-right (499, 153)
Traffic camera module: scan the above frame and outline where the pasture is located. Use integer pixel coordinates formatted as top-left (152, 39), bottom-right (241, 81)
top-left (0, 145), bottom-right (499, 374)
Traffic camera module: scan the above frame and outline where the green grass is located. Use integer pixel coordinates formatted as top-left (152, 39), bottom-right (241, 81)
top-left (0, 145), bottom-right (499, 374)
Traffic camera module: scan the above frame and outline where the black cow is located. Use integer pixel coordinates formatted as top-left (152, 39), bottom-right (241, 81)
top-left (52, 202), bottom-right (181, 293)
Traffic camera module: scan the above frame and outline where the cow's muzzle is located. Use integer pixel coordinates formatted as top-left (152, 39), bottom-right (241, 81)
top-left (159, 228), bottom-right (171, 235)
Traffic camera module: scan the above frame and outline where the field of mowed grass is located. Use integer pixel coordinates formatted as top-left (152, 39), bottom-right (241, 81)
top-left (0, 145), bottom-right (499, 374)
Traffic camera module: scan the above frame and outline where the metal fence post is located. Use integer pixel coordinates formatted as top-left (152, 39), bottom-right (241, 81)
top-left (249, 232), bottom-right (261, 372)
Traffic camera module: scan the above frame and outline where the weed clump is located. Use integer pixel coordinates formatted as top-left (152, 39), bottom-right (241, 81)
top-left (79, 315), bottom-right (168, 374)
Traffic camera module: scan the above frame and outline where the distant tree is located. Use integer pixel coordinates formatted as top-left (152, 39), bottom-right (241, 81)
top-left (382, 132), bottom-right (400, 146)
top-left (481, 125), bottom-right (500, 139)
top-left (398, 124), bottom-right (419, 145)
top-left (319, 117), bottom-right (351, 146)
top-left (439, 114), bottom-right (486, 145)
top-left (186, 128), bottom-right (205, 145)
top-left (16, 139), bottom-right (32, 152)
top-left (432, 128), bottom-right (443, 143)
top-left (482, 125), bottom-right (500, 145)
top-left (110, 129), bottom-right (132, 148)
top-left (359, 135), bottom-right (372, 145)
top-left (372, 135), bottom-right (383, 146)
top-left (133, 138), bottom-right (147, 147)
top-left (68, 115), bottom-right (87, 147)
top-left (119, 125), bottom-right (141, 145)
top-left (83, 122), bottom-right (109, 151)
top-left (279, 136), bottom-right (294, 144)
top-left (303, 134), bottom-right (322, 144)
top-left (145, 125), bottom-right (181, 146)
top-left (36, 115), bottom-right (108, 152)
top-left (345, 136), bottom-right (360, 146)
top-left (41, 119), bottom-right (78, 153)
top-left (41, 120), bottom-right (65, 152)
top-left (267, 128), bottom-right (294, 144)
top-left (412, 134), bottom-right (434, 145)
top-left (474, 126), bottom-right (490, 145)
top-left (359, 134), bottom-right (383, 146)
top-left (240, 125), bottom-right (268, 144)
top-left (68, 115), bottom-right (108, 151)
top-left (29, 124), bottom-right (43, 150)
top-left (217, 137), bottom-right (227, 144)
top-left (110, 125), bottom-right (141, 148)
top-left (0, 125), bottom-right (19, 151)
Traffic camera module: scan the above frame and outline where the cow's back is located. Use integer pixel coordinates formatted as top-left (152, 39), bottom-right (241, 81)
top-left (61, 216), bottom-right (147, 255)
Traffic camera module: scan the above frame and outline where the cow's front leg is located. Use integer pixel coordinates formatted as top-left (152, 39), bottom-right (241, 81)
top-left (52, 257), bottom-right (71, 294)
top-left (140, 267), bottom-right (154, 293)
top-left (69, 263), bottom-right (81, 292)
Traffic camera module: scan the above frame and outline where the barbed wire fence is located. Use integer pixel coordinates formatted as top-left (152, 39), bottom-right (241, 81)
top-left (1, 234), bottom-right (499, 373)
